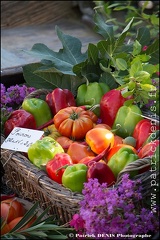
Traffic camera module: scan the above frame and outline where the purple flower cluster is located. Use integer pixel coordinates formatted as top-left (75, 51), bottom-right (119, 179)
top-left (1, 83), bottom-right (35, 130)
top-left (70, 174), bottom-right (159, 238)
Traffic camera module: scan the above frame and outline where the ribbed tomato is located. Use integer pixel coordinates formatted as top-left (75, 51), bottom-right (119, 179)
top-left (53, 107), bottom-right (94, 140)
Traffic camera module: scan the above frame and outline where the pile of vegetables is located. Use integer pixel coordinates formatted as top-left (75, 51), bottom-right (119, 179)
top-left (3, 86), bottom-right (159, 194)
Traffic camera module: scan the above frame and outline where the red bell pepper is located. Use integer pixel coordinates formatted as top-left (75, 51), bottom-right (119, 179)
top-left (4, 109), bottom-right (37, 137)
top-left (132, 119), bottom-right (153, 150)
top-left (138, 140), bottom-right (159, 159)
top-left (46, 88), bottom-right (76, 116)
top-left (100, 89), bottom-right (126, 127)
top-left (46, 153), bottom-right (73, 184)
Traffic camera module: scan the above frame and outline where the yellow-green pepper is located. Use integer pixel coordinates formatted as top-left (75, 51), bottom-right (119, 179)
top-left (28, 136), bottom-right (64, 169)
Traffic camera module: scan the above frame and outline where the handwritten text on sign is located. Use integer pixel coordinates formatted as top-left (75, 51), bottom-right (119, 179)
top-left (1, 127), bottom-right (44, 152)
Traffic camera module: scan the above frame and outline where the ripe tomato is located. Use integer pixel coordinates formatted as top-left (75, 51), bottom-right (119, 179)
top-left (2, 198), bottom-right (26, 219)
top-left (56, 136), bottom-right (75, 151)
top-left (67, 142), bottom-right (95, 164)
top-left (53, 107), bottom-right (94, 140)
top-left (85, 128), bottom-right (114, 154)
top-left (113, 135), bottom-right (123, 146)
top-left (94, 123), bottom-right (111, 130)
top-left (105, 144), bottom-right (137, 162)
top-left (1, 202), bottom-right (17, 223)
top-left (8, 216), bottom-right (36, 232)
top-left (86, 110), bottom-right (98, 123)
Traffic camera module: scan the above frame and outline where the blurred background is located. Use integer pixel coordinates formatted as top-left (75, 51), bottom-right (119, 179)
top-left (1, 1), bottom-right (159, 86)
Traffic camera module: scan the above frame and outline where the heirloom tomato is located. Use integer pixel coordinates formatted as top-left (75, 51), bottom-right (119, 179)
top-left (53, 106), bottom-right (94, 140)
top-left (56, 136), bottom-right (75, 151)
top-left (85, 128), bottom-right (114, 154)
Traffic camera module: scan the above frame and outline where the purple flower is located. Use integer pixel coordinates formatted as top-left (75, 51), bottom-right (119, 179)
top-left (70, 174), bottom-right (159, 237)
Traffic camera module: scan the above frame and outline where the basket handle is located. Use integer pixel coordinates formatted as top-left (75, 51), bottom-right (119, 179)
top-left (24, 89), bottom-right (51, 99)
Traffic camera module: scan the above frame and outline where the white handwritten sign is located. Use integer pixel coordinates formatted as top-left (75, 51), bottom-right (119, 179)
top-left (1, 127), bottom-right (44, 152)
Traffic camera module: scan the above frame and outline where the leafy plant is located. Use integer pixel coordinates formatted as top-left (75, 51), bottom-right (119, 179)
top-left (93, 0), bottom-right (159, 39)
top-left (22, 11), bottom-right (159, 108)
top-left (1, 202), bottom-right (74, 239)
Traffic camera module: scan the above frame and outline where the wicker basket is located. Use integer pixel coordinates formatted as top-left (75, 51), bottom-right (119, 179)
top-left (1, 1), bottom-right (74, 29)
top-left (1, 89), bottom-right (159, 224)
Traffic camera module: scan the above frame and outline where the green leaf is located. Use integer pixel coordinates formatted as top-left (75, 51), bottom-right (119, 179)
top-left (97, 40), bottom-right (112, 58)
top-left (23, 63), bottom-right (83, 95)
top-left (113, 17), bottom-right (134, 53)
top-left (143, 64), bottom-right (158, 75)
top-left (23, 26), bottom-right (87, 75)
top-left (138, 54), bottom-right (150, 62)
top-left (94, 13), bottom-right (114, 43)
top-left (150, 14), bottom-right (159, 26)
top-left (88, 43), bottom-right (99, 64)
top-left (129, 60), bottom-right (143, 77)
top-left (145, 39), bottom-right (159, 64)
top-left (136, 27), bottom-right (150, 47)
top-left (132, 40), bottom-right (142, 56)
top-left (99, 72), bottom-right (118, 89)
top-left (116, 58), bottom-right (127, 70)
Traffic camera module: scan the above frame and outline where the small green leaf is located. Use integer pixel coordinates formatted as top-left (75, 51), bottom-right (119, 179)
top-left (134, 70), bottom-right (150, 82)
top-left (116, 58), bottom-right (127, 70)
top-left (88, 43), bottom-right (99, 64)
top-left (114, 18), bottom-right (134, 53)
top-left (138, 54), bottom-right (150, 62)
top-left (94, 13), bottom-right (114, 43)
top-left (141, 13), bottom-right (151, 20)
top-left (132, 40), bottom-right (142, 56)
top-left (145, 39), bottom-right (159, 64)
top-left (129, 60), bottom-right (143, 77)
top-left (143, 64), bottom-right (158, 75)
top-left (150, 14), bottom-right (159, 26)
top-left (97, 40), bottom-right (112, 57)
top-left (123, 99), bottom-right (134, 106)
top-left (140, 84), bottom-right (157, 92)
top-left (136, 27), bottom-right (150, 47)
top-left (99, 72), bottom-right (118, 89)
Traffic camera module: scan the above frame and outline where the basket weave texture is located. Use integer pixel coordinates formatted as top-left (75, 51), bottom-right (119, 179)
top-left (1, 89), bottom-right (159, 224)
top-left (1, 1), bottom-right (74, 29)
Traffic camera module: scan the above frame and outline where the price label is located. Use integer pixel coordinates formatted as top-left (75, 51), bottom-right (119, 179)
top-left (1, 127), bottom-right (44, 152)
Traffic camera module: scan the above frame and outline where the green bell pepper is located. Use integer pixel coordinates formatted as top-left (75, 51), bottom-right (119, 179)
top-left (28, 136), bottom-right (64, 169)
top-left (22, 98), bottom-right (52, 128)
top-left (108, 147), bottom-right (139, 178)
top-left (112, 104), bottom-right (143, 138)
top-left (62, 163), bottom-right (88, 193)
top-left (76, 82), bottom-right (110, 116)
